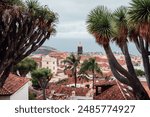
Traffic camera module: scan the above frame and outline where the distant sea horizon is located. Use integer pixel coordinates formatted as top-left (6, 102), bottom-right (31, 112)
top-left (43, 38), bottom-right (140, 56)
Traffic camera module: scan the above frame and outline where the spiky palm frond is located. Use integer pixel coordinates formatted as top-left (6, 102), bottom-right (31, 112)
top-left (63, 54), bottom-right (80, 73)
top-left (25, 0), bottom-right (58, 36)
top-left (87, 6), bottom-right (114, 45)
top-left (26, 0), bottom-right (39, 11)
top-left (80, 58), bottom-right (102, 89)
top-left (8, 0), bottom-right (24, 6)
top-left (63, 54), bottom-right (80, 88)
top-left (128, 24), bottom-right (139, 41)
top-left (128, 0), bottom-right (150, 39)
top-left (128, 0), bottom-right (150, 23)
top-left (113, 6), bottom-right (128, 27)
top-left (80, 58), bottom-right (102, 75)
top-left (112, 6), bottom-right (128, 47)
top-left (35, 6), bottom-right (58, 23)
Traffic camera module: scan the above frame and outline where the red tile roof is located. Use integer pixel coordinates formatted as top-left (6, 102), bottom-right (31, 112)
top-left (80, 56), bottom-right (90, 61)
top-left (36, 84), bottom-right (90, 100)
top-left (141, 81), bottom-right (150, 97)
top-left (99, 63), bottom-right (109, 68)
top-left (66, 77), bottom-right (89, 85)
top-left (32, 57), bottom-right (42, 63)
top-left (94, 85), bottom-right (126, 100)
top-left (49, 51), bottom-right (68, 59)
top-left (95, 80), bottom-right (116, 86)
top-left (0, 74), bottom-right (29, 96)
top-left (95, 57), bottom-right (108, 62)
top-left (94, 80), bottom-right (135, 100)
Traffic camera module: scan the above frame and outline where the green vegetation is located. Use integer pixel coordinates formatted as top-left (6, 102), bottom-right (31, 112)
top-left (135, 69), bottom-right (145, 77)
top-left (80, 58), bottom-right (102, 89)
top-left (31, 68), bottom-right (52, 100)
top-left (63, 54), bottom-right (80, 88)
top-left (56, 79), bottom-right (68, 85)
top-left (31, 77), bottom-right (41, 89)
top-left (29, 92), bottom-right (37, 100)
top-left (13, 58), bottom-right (37, 77)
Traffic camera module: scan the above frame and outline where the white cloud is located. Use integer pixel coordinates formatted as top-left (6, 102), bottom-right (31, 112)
top-left (37, 0), bottom-right (131, 40)
top-left (56, 31), bottom-right (93, 39)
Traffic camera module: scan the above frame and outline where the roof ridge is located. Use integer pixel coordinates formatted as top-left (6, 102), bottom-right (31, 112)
top-left (115, 80), bottom-right (127, 100)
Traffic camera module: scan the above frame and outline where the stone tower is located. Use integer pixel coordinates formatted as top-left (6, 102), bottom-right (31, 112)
top-left (77, 42), bottom-right (83, 55)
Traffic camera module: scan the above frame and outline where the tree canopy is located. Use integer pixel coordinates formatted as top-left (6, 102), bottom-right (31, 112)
top-left (80, 58), bottom-right (102, 89)
top-left (86, 0), bottom-right (150, 99)
top-left (0, 0), bottom-right (58, 87)
top-left (63, 53), bottom-right (80, 88)
top-left (13, 57), bottom-right (37, 77)
top-left (31, 68), bottom-right (52, 100)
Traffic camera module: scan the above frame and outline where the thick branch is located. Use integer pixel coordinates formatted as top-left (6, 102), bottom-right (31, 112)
top-left (121, 43), bottom-right (137, 78)
top-left (103, 44), bottom-right (149, 99)
top-left (134, 38), bottom-right (142, 53)
top-left (0, 65), bottom-right (12, 87)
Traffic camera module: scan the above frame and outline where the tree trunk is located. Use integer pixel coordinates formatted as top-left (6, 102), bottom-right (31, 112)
top-left (141, 52), bottom-right (150, 89)
top-left (92, 70), bottom-right (95, 90)
top-left (43, 88), bottom-right (46, 100)
top-left (0, 65), bottom-right (12, 87)
top-left (121, 43), bottom-right (137, 78)
top-left (103, 44), bottom-right (149, 100)
top-left (74, 69), bottom-right (77, 88)
top-left (19, 70), bottom-right (28, 77)
top-left (135, 38), bottom-right (150, 89)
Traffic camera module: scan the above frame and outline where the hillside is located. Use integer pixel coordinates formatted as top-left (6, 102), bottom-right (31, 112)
top-left (32, 46), bottom-right (57, 55)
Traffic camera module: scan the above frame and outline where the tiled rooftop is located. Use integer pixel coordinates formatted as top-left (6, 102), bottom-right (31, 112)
top-left (141, 81), bottom-right (150, 96)
top-left (0, 74), bottom-right (29, 96)
top-left (36, 84), bottom-right (90, 100)
top-left (94, 80), bottom-right (135, 100)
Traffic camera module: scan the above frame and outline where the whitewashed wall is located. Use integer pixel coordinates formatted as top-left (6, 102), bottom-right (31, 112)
top-left (10, 83), bottom-right (29, 100)
top-left (41, 55), bottom-right (57, 75)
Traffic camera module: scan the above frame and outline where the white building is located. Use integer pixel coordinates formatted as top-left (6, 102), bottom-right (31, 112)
top-left (0, 74), bottom-right (29, 100)
top-left (41, 55), bottom-right (57, 75)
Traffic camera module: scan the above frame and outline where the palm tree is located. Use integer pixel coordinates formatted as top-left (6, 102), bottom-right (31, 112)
top-left (128, 0), bottom-right (150, 39)
top-left (31, 68), bottom-right (52, 100)
top-left (87, 6), bottom-right (128, 84)
top-left (113, 6), bottom-right (138, 83)
top-left (86, 6), bottom-right (149, 99)
top-left (113, 6), bottom-right (149, 98)
top-left (64, 54), bottom-right (80, 88)
top-left (80, 58), bottom-right (102, 90)
top-left (128, 0), bottom-right (150, 89)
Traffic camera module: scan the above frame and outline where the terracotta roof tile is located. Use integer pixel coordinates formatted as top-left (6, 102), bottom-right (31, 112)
top-left (94, 85), bottom-right (125, 100)
top-left (36, 84), bottom-right (90, 100)
top-left (141, 81), bottom-right (150, 96)
top-left (0, 87), bottom-right (11, 96)
top-left (94, 80), bottom-right (135, 100)
top-left (32, 57), bottom-right (42, 62)
top-left (0, 74), bottom-right (29, 96)
top-left (95, 57), bottom-right (108, 62)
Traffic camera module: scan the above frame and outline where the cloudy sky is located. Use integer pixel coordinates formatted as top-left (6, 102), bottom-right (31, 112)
top-left (37, 0), bottom-right (137, 53)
